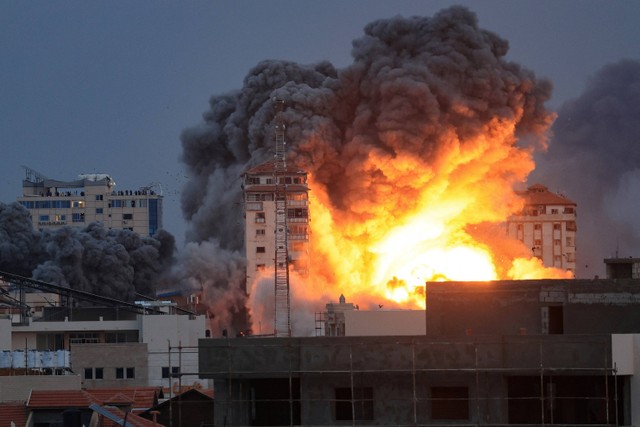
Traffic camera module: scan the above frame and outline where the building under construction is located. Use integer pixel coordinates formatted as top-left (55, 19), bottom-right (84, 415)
top-left (199, 275), bottom-right (640, 426)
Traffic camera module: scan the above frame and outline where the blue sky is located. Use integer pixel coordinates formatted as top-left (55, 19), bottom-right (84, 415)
top-left (1, 1), bottom-right (639, 247)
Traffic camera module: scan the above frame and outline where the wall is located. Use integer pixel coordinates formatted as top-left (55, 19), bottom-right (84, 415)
top-left (0, 374), bottom-right (81, 402)
top-left (200, 335), bottom-right (615, 426)
top-left (140, 314), bottom-right (209, 390)
top-left (71, 342), bottom-right (148, 388)
top-left (426, 279), bottom-right (640, 337)
top-left (343, 310), bottom-right (425, 336)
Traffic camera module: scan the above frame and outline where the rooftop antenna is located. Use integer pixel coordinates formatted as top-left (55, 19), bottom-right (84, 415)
top-left (21, 165), bottom-right (48, 183)
top-left (273, 98), bottom-right (291, 337)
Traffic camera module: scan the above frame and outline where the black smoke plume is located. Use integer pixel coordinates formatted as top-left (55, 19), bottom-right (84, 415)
top-left (0, 202), bottom-right (174, 301)
top-left (532, 59), bottom-right (640, 278)
top-left (179, 6), bottom-right (554, 334)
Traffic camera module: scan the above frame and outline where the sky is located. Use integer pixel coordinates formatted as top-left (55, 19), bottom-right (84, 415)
top-left (1, 1), bottom-right (639, 270)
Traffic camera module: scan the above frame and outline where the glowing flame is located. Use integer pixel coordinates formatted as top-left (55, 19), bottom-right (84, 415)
top-left (289, 118), bottom-right (573, 312)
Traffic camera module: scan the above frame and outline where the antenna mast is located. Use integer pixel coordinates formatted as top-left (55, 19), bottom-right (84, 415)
top-left (273, 99), bottom-right (291, 337)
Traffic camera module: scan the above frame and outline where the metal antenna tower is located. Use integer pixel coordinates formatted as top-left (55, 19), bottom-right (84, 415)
top-left (273, 99), bottom-right (291, 337)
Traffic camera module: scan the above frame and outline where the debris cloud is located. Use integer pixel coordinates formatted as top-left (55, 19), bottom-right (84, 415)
top-left (180, 6), bottom-right (565, 334)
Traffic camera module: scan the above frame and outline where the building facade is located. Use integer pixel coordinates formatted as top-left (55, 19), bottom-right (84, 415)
top-left (17, 167), bottom-right (163, 237)
top-left (242, 161), bottom-right (310, 288)
top-left (199, 278), bottom-right (640, 426)
top-left (506, 184), bottom-right (577, 275)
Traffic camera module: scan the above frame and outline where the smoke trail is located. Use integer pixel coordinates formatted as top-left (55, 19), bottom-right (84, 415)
top-left (180, 6), bottom-right (555, 334)
top-left (0, 202), bottom-right (174, 301)
top-left (532, 59), bottom-right (640, 278)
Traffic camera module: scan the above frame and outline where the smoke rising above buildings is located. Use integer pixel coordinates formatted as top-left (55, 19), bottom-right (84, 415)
top-left (532, 59), bottom-right (640, 278)
top-left (0, 202), bottom-right (174, 301)
top-left (179, 6), bottom-right (558, 334)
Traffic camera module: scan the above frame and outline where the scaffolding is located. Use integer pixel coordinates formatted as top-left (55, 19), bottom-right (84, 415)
top-left (201, 336), bottom-right (625, 426)
top-left (273, 98), bottom-right (291, 337)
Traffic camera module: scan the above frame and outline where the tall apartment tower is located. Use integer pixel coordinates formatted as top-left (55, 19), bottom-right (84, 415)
top-left (17, 167), bottom-right (163, 237)
top-left (242, 161), bottom-right (310, 298)
top-left (506, 183), bottom-right (577, 275)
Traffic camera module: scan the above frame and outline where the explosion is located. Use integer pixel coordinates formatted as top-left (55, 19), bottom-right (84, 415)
top-left (180, 6), bottom-right (573, 334)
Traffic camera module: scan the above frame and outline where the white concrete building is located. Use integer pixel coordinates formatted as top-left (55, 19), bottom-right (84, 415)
top-left (17, 167), bottom-right (163, 237)
top-left (242, 160), bottom-right (310, 289)
top-left (506, 183), bottom-right (577, 275)
top-left (0, 311), bottom-right (209, 395)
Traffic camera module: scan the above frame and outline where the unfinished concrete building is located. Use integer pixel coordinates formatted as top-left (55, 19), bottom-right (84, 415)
top-left (199, 278), bottom-right (640, 426)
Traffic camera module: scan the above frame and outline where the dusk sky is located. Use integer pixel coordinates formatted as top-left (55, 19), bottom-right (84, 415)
top-left (2, 1), bottom-right (639, 255)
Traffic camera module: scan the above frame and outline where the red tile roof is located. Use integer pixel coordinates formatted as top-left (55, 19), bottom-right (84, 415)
top-left (85, 387), bottom-right (161, 412)
top-left (520, 183), bottom-right (576, 206)
top-left (94, 405), bottom-right (165, 427)
top-left (27, 390), bottom-right (97, 408)
top-left (244, 160), bottom-right (307, 175)
top-left (0, 402), bottom-right (27, 427)
top-left (26, 387), bottom-right (162, 417)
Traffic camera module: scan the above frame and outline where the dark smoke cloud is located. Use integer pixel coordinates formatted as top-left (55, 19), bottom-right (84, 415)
top-left (0, 202), bottom-right (174, 301)
top-left (179, 6), bottom-right (554, 333)
top-left (532, 59), bottom-right (640, 278)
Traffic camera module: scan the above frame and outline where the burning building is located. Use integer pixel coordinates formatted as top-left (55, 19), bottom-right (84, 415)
top-left (180, 6), bottom-right (574, 335)
top-left (506, 184), bottom-right (577, 275)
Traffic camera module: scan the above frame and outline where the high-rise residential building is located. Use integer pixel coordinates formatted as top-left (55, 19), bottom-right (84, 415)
top-left (17, 167), bottom-right (163, 237)
top-left (242, 160), bottom-right (310, 290)
top-left (506, 183), bottom-right (577, 275)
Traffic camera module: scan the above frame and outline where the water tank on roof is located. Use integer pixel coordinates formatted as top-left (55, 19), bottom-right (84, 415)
top-left (56, 349), bottom-right (70, 368)
top-left (0, 351), bottom-right (11, 368)
top-left (42, 351), bottom-right (54, 368)
top-left (28, 350), bottom-right (42, 368)
top-left (12, 350), bottom-right (25, 368)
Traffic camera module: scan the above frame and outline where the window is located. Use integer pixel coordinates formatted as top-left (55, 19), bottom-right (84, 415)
top-left (84, 367), bottom-right (103, 380)
top-left (287, 208), bottom-right (308, 219)
top-left (553, 223), bottom-right (561, 230)
top-left (116, 367), bottom-right (135, 379)
top-left (246, 202), bottom-right (263, 211)
top-left (551, 209), bottom-right (559, 214)
top-left (256, 264), bottom-right (266, 271)
top-left (72, 200), bottom-right (84, 208)
top-left (39, 215), bottom-right (50, 222)
top-left (335, 387), bottom-right (373, 421)
top-left (255, 212), bottom-right (266, 223)
top-left (246, 177), bottom-right (260, 185)
top-left (96, 208), bottom-right (103, 214)
top-left (256, 247), bottom-right (266, 253)
top-left (431, 387), bottom-right (469, 420)
top-left (256, 229), bottom-right (266, 236)
top-left (566, 221), bottom-right (577, 231)
top-left (554, 239), bottom-right (561, 246)
top-left (534, 224), bottom-right (542, 230)
top-left (247, 193), bottom-right (274, 202)
top-left (95, 195), bottom-right (104, 201)
top-left (123, 213), bottom-right (133, 220)
top-left (566, 237), bottom-right (574, 247)
top-left (105, 331), bottom-right (139, 343)
top-left (69, 332), bottom-right (99, 344)
top-left (72, 213), bottom-right (85, 223)
top-left (162, 366), bottom-right (180, 379)
top-left (564, 207), bottom-right (575, 214)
